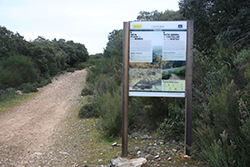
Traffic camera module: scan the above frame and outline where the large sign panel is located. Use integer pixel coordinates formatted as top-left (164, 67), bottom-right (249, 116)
top-left (129, 21), bottom-right (187, 97)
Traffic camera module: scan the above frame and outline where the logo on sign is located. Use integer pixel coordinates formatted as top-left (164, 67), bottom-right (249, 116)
top-left (178, 24), bottom-right (183, 28)
top-left (133, 25), bottom-right (142, 29)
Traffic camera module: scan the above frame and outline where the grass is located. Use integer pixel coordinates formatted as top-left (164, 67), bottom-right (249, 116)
top-left (79, 119), bottom-right (122, 165)
top-left (52, 103), bottom-right (123, 166)
top-left (0, 93), bottom-right (36, 113)
top-left (49, 101), bottom-right (201, 166)
top-left (47, 95), bottom-right (200, 166)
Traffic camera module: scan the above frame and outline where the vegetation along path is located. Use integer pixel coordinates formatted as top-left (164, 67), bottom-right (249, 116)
top-left (0, 69), bottom-right (87, 166)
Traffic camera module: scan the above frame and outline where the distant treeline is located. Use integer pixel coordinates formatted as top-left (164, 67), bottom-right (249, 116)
top-left (0, 26), bottom-right (88, 91)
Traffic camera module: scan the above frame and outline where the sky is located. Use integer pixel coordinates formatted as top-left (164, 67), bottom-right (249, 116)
top-left (0, 0), bottom-right (180, 55)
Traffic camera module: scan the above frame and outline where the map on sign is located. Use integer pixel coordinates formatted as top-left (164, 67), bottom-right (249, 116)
top-left (129, 21), bottom-right (187, 97)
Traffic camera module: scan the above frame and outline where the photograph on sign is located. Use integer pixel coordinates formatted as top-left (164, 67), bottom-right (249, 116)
top-left (129, 21), bottom-right (187, 97)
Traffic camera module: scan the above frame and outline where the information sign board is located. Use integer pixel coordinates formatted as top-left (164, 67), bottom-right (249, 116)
top-left (129, 21), bottom-right (187, 97)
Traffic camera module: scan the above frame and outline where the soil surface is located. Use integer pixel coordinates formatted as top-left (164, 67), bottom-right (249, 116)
top-left (0, 69), bottom-right (87, 166)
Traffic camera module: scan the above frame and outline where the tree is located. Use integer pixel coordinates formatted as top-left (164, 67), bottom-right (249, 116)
top-left (0, 26), bottom-right (29, 59)
top-left (179, 0), bottom-right (250, 52)
top-left (137, 10), bottom-right (183, 21)
top-left (52, 39), bottom-right (88, 67)
top-left (0, 55), bottom-right (37, 87)
top-left (104, 29), bottom-right (123, 58)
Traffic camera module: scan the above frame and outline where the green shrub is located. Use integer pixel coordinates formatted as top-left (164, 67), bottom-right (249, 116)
top-left (94, 75), bottom-right (120, 96)
top-left (96, 89), bottom-right (122, 138)
top-left (192, 81), bottom-right (250, 166)
top-left (81, 87), bottom-right (93, 96)
top-left (0, 55), bottom-right (37, 87)
top-left (127, 97), bottom-right (147, 130)
top-left (157, 103), bottom-right (185, 141)
top-left (85, 56), bottom-right (122, 87)
top-left (192, 49), bottom-right (227, 114)
top-left (76, 62), bottom-right (86, 70)
top-left (140, 97), bottom-right (185, 129)
top-left (32, 76), bottom-right (51, 88)
top-left (86, 58), bottom-right (97, 67)
top-left (66, 68), bottom-right (75, 73)
top-left (87, 95), bottom-right (92, 102)
top-left (78, 102), bottom-right (99, 118)
top-left (0, 88), bottom-right (17, 102)
top-left (18, 83), bottom-right (38, 93)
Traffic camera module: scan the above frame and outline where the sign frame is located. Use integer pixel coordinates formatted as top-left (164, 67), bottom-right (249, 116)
top-left (129, 21), bottom-right (188, 97)
top-left (122, 20), bottom-right (193, 156)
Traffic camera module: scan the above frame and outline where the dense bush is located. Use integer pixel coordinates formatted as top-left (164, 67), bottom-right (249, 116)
top-left (76, 62), bottom-right (86, 70)
top-left (78, 102), bottom-right (99, 118)
top-left (0, 88), bottom-right (17, 102)
top-left (81, 87), bottom-right (93, 96)
top-left (0, 26), bottom-right (88, 92)
top-left (192, 81), bottom-right (250, 166)
top-left (35, 76), bottom-right (52, 88)
top-left (139, 97), bottom-right (185, 130)
top-left (96, 90), bottom-right (122, 138)
top-left (0, 55), bottom-right (37, 88)
top-left (192, 47), bottom-right (250, 166)
top-left (157, 103), bottom-right (185, 141)
top-left (86, 55), bottom-right (122, 87)
top-left (66, 68), bottom-right (75, 73)
top-left (18, 83), bottom-right (38, 93)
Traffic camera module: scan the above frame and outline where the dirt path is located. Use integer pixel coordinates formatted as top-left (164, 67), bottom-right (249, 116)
top-left (0, 69), bottom-right (87, 166)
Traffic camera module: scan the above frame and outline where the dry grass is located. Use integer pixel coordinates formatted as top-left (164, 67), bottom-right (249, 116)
top-left (0, 93), bottom-right (36, 113)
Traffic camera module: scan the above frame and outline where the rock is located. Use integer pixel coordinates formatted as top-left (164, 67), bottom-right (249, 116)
top-left (59, 151), bottom-right (70, 156)
top-left (110, 157), bottom-right (147, 167)
top-left (144, 147), bottom-right (151, 153)
top-left (147, 136), bottom-right (153, 139)
top-left (16, 90), bottom-right (22, 95)
top-left (184, 155), bottom-right (191, 159)
top-left (112, 142), bottom-right (117, 146)
top-left (145, 154), bottom-right (154, 160)
top-left (174, 146), bottom-right (181, 151)
top-left (160, 153), bottom-right (166, 157)
top-left (134, 146), bottom-right (140, 151)
top-left (34, 152), bottom-right (42, 156)
top-left (167, 157), bottom-right (172, 161)
top-left (172, 148), bottom-right (177, 153)
top-left (154, 155), bottom-right (160, 159)
top-left (130, 147), bottom-right (135, 152)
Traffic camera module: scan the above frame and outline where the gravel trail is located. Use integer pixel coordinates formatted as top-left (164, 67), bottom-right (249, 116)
top-left (0, 69), bottom-right (87, 166)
